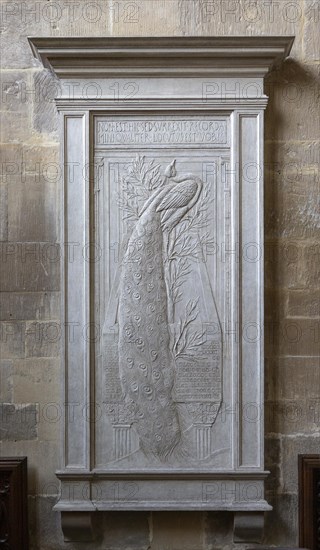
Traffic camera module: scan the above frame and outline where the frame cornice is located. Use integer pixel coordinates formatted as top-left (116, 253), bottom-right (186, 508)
top-left (28, 36), bottom-right (294, 79)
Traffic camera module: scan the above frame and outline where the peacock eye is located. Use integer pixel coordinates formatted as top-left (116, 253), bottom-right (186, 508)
top-left (146, 324), bottom-right (154, 334)
top-left (139, 363), bottom-right (147, 372)
top-left (127, 358), bottom-right (134, 368)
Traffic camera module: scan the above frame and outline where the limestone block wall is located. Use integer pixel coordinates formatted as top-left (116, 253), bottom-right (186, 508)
top-left (0, 1), bottom-right (319, 548)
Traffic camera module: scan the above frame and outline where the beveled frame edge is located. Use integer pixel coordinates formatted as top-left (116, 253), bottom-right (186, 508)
top-left (0, 456), bottom-right (28, 467)
top-left (58, 104), bottom-right (267, 473)
top-left (55, 100), bottom-right (270, 111)
top-left (298, 454), bottom-right (320, 549)
top-left (55, 469), bottom-right (271, 480)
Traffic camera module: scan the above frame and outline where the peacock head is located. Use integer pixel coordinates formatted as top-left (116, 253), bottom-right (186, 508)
top-left (164, 159), bottom-right (177, 179)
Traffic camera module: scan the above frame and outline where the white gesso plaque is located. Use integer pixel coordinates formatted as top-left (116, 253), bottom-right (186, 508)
top-left (29, 37), bottom-right (294, 541)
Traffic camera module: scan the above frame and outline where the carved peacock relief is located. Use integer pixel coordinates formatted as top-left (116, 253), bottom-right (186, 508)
top-left (104, 156), bottom-right (222, 463)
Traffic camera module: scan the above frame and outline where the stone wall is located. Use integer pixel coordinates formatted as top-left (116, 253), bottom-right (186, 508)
top-left (0, 1), bottom-right (319, 548)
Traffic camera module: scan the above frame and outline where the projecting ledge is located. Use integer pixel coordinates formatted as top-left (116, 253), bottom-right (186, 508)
top-left (28, 36), bottom-right (294, 79)
top-left (58, 509), bottom-right (267, 542)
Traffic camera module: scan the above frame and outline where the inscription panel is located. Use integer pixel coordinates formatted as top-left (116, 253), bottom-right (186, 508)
top-left (94, 115), bottom-right (232, 470)
top-left (96, 119), bottom-right (229, 147)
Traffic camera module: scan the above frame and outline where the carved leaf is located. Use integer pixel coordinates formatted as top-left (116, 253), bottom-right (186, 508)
top-left (118, 155), bottom-right (163, 222)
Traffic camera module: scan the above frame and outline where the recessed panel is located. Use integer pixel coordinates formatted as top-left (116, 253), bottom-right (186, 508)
top-left (93, 115), bottom-right (233, 471)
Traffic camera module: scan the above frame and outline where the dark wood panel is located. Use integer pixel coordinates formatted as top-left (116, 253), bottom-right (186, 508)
top-left (299, 454), bottom-right (320, 550)
top-left (0, 457), bottom-right (28, 550)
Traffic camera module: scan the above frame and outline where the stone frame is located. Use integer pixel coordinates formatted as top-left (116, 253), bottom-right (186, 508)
top-left (28, 36), bottom-right (294, 542)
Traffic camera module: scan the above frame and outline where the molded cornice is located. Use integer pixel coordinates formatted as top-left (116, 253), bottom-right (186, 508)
top-left (28, 36), bottom-right (294, 78)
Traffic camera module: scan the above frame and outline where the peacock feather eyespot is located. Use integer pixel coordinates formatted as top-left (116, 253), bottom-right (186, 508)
top-left (146, 263), bottom-right (155, 273)
top-left (146, 324), bottom-right (154, 335)
top-left (135, 338), bottom-right (145, 351)
top-left (133, 271), bottom-right (142, 283)
top-left (156, 313), bottom-right (164, 324)
top-left (138, 363), bottom-right (148, 372)
top-left (150, 350), bottom-right (158, 361)
top-left (147, 303), bottom-right (156, 314)
top-left (124, 324), bottom-right (134, 337)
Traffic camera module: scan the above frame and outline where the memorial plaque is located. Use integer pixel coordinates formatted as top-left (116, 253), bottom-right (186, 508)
top-left (29, 36), bottom-right (294, 541)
